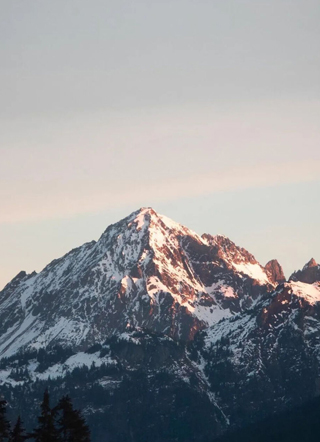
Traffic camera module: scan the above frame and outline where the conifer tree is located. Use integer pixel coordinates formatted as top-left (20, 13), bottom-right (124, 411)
top-left (32, 389), bottom-right (59, 442)
top-left (9, 416), bottom-right (27, 442)
top-left (55, 395), bottom-right (90, 442)
top-left (0, 399), bottom-right (10, 442)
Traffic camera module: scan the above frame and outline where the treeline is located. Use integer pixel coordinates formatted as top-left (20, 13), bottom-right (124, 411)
top-left (0, 389), bottom-right (90, 442)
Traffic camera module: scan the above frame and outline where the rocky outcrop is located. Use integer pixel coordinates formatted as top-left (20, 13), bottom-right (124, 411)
top-left (265, 259), bottom-right (286, 284)
top-left (290, 258), bottom-right (320, 284)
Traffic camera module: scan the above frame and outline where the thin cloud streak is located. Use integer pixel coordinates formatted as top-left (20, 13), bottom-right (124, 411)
top-left (1, 159), bottom-right (319, 225)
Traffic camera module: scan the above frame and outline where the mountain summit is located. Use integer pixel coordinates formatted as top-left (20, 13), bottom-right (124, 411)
top-left (290, 257), bottom-right (320, 284)
top-left (0, 207), bottom-right (275, 357)
top-left (265, 259), bottom-right (286, 284)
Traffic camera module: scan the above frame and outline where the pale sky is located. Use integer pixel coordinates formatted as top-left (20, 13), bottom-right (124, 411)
top-left (1, 0), bottom-right (320, 289)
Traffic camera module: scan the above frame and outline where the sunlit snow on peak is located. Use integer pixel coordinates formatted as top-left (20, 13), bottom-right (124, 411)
top-left (288, 281), bottom-right (320, 305)
top-left (233, 263), bottom-right (269, 285)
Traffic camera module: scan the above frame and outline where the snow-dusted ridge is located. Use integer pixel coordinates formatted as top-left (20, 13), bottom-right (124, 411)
top-left (288, 281), bottom-right (320, 305)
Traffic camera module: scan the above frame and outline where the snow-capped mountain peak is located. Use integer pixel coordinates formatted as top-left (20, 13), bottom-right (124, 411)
top-left (0, 208), bottom-right (276, 358)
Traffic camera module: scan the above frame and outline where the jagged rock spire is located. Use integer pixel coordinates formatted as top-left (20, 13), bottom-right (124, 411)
top-left (265, 259), bottom-right (286, 284)
top-left (303, 258), bottom-right (318, 270)
top-left (290, 258), bottom-right (320, 284)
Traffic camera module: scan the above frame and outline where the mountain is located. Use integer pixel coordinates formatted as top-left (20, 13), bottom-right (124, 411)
top-left (290, 257), bottom-right (320, 284)
top-left (0, 208), bottom-right (275, 357)
top-left (0, 207), bottom-right (319, 442)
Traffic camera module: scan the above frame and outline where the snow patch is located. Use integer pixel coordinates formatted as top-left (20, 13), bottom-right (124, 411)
top-left (289, 281), bottom-right (320, 305)
top-left (133, 209), bottom-right (149, 230)
top-left (233, 263), bottom-right (269, 284)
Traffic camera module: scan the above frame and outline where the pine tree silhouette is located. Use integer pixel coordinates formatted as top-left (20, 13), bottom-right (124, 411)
top-left (32, 389), bottom-right (59, 442)
top-left (55, 395), bottom-right (90, 442)
top-left (9, 416), bottom-right (27, 442)
top-left (0, 399), bottom-right (10, 442)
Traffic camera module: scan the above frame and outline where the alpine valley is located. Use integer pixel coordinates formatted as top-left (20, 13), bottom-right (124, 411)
top-left (1, 208), bottom-right (320, 442)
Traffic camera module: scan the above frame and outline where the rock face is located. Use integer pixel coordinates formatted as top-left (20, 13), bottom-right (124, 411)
top-left (290, 258), bottom-right (320, 284)
top-left (1, 208), bottom-right (320, 442)
top-left (265, 259), bottom-right (286, 284)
